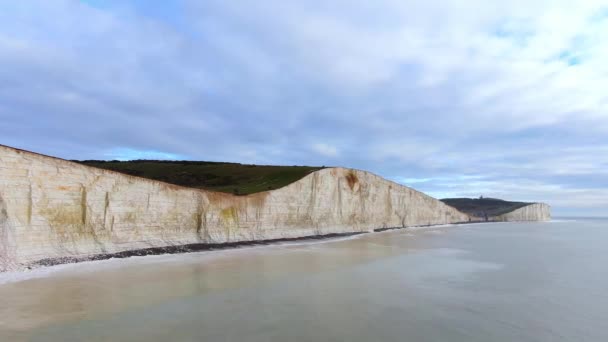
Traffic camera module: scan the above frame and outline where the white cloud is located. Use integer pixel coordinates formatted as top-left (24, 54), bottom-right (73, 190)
top-left (1, 0), bottom-right (608, 215)
top-left (311, 143), bottom-right (339, 157)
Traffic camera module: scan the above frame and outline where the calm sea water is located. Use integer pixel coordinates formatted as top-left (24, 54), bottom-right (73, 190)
top-left (0, 219), bottom-right (606, 341)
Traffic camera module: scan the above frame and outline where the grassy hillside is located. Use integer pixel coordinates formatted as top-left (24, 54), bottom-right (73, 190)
top-left (75, 160), bottom-right (323, 195)
top-left (441, 197), bottom-right (531, 218)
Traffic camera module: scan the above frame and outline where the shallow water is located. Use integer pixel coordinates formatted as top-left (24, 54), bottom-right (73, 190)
top-left (1, 219), bottom-right (607, 341)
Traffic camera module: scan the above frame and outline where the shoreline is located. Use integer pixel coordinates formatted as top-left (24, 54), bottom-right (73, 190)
top-left (30, 231), bottom-right (367, 268)
top-left (33, 220), bottom-right (487, 269)
top-left (3, 219), bottom-right (549, 278)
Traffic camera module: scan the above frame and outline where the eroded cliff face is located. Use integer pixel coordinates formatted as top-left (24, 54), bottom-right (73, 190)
top-left (0, 145), bottom-right (471, 270)
top-left (0, 193), bottom-right (16, 272)
top-left (493, 203), bottom-right (551, 222)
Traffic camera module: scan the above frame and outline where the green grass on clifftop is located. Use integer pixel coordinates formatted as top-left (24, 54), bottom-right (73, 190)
top-left (441, 197), bottom-right (531, 217)
top-left (75, 160), bottom-right (323, 195)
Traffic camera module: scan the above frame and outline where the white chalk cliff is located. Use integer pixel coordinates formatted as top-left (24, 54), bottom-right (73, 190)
top-left (0, 145), bottom-right (548, 271)
top-left (494, 203), bottom-right (551, 222)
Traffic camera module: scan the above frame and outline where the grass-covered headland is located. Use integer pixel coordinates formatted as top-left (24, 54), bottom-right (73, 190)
top-left (76, 159), bottom-right (323, 195)
top-left (441, 197), bottom-right (530, 218)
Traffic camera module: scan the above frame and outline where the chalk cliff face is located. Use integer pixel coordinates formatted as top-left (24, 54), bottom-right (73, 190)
top-left (0, 145), bottom-right (472, 271)
top-left (493, 203), bottom-right (551, 222)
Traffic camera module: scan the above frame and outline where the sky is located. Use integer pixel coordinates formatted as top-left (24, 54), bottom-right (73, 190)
top-left (1, 0), bottom-right (607, 216)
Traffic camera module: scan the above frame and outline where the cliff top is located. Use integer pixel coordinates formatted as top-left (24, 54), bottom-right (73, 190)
top-left (441, 197), bottom-right (532, 217)
top-left (75, 159), bottom-right (323, 195)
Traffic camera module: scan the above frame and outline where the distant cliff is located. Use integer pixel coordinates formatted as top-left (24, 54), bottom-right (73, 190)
top-left (494, 203), bottom-right (551, 222)
top-left (0, 145), bottom-right (470, 271)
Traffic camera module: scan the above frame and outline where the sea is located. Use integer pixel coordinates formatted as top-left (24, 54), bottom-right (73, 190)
top-left (0, 218), bottom-right (606, 341)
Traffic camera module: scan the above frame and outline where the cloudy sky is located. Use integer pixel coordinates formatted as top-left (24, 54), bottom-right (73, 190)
top-left (1, 1), bottom-right (607, 216)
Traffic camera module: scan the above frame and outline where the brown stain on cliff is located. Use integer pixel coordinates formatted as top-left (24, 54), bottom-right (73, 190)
top-left (200, 190), bottom-right (270, 242)
top-left (246, 191), bottom-right (270, 209)
top-left (0, 195), bottom-right (7, 225)
top-left (192, 193), bottom-right (208, 241)
top-left (39, 193), bottom-right (107, 249)
top-left (80, 186), bottom-right (87, 225)
top-left (219, 206), bottom-right (239, 242)
top-left (40, 205), bottom-right (86, 245)
top-left (103, 192), bottom-right (110, 228)
top-left (345, 171), bottom-right (359, 191)
top-left (206, 189), bottom-right (269, 215)
top-left (386, 185), bottom-right (393, 217)
top-left (123, 212), bottom-right (137, 223)
top-left (41, 206), bottom-right (82, 228)
top-left (194, 211), bottom-right (203, 237)
top-left (220, 207), bottom-right (238, 221)
top-left (0, 193), bottom-right (12, 272)
top-left (205, 191), bottom-right (237, 206)
top-left (27, 184), bottom-right (32, 225)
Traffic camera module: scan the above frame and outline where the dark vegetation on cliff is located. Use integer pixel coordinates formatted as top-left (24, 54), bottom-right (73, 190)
top-left (75, 160), bottom-right (322, 195)
top-left (441, 197), bottom-right (531, 218)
